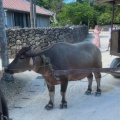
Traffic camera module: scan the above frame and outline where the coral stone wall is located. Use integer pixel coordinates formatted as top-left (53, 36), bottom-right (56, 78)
top-left (6, 25), bottom-right (88, 58)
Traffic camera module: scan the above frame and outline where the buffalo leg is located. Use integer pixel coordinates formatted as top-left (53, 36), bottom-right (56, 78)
top-left (45, 84), bottom-right (55, 110)
top-left (60, 80), bottom-right (68, 109)
top-left (94, 72), bottom-right (101, 96)
top-left (85, 73), bottom-right (93, 95)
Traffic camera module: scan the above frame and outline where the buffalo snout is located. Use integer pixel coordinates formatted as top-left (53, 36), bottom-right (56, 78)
top-left (4, 68), bottom-right (14, 74)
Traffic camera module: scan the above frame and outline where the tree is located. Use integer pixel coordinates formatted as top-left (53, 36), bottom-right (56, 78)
top-left (76, 0), bottom-right (83, 3)
top-left (0, 0), bottom-right (13, 81)
top-left (57, 2), bottom-right (96, 27)
top-left (36, 0), bottom-right (51, 9)
top-left (97, 13), bottom-right (111, 25)
top-left (36, 0), bottom-right (64, 14)
top-left (91, 2), bottom-right (120, 25)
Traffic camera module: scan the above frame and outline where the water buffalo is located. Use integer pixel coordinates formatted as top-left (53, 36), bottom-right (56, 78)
top-left (5, 41), bottom-right (102, 110)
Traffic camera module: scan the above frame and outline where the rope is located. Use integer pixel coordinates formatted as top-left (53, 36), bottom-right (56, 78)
top-left (4, 64), bottom-right (120, 77)
top-left (4, 55), bottom-right (120, 84)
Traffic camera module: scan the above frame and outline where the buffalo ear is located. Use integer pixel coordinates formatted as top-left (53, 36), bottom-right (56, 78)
top-left (25, 50), bottom-right (40, 57)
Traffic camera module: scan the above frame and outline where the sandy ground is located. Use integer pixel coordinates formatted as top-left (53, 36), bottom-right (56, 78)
top-left (1, 31), bottom-right (120, 120)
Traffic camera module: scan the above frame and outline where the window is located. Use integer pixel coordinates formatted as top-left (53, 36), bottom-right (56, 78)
top-left (13, 12), bottom-right (30, 27)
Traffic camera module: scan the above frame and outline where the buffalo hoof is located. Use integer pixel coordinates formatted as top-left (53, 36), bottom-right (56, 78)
top-left (60, 102), bottom-right (67, 109)
top-left (85, 90), bottom-right (92, 95)
top-left (95, 89), bottom-right (101, 96)
top-left (45, 103), bottom-right (53, 110)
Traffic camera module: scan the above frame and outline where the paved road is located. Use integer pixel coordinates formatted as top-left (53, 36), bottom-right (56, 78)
top-left (7, 31), bottom-right (120, 120)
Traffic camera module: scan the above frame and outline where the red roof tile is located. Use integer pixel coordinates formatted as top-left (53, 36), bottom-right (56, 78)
top-left (3, 0), bottom-right (53, 16)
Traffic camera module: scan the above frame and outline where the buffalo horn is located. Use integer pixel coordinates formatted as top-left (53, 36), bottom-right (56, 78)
top-left (26, 50), bottom-right (40, 57)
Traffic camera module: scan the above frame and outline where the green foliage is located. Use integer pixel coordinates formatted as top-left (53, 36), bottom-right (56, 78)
top-left (76, 0), bottom-right (83, 3)
top-left (91, 3), bottom-right (120, 26)
top-left (91, 2), bottom-right (112, 25)
top-left (97, 13), bottom-right (111, 25)
top-left (50, 0), bottom-right (64, 14)
top-left (50, 22), bottom-right (59, 27)
top-left (28, 0), bottom-right (120, 27)
top-left (36, 0), bottom-right (64, 12)
top-left (57, 2), bottom-right (97, 27)
top-left (116, 13), bottom-right (120, 23)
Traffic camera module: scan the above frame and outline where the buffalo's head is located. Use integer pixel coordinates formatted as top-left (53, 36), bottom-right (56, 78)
top-left (5, 47), bottom-right (41, 74)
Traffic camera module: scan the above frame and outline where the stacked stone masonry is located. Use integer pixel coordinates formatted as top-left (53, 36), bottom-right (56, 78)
top-left (6, 25), bottom-right (88, 58)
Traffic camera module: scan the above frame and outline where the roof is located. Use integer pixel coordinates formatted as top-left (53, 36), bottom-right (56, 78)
top-left (96, 0), bottom-right (120, 4)
top-left (3, 0), bottom-right (53, 16)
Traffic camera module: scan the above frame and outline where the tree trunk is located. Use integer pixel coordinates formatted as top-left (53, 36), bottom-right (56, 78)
top-left (0, 0), bottom-right (13, 81)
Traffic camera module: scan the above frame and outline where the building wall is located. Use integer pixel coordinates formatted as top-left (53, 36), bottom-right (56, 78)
top-left (37, 15), bottom-right (50, 27)
top-left (6, 25), bottom-right (88, 58)
top-left (5, 10), bottom-right (51, 28)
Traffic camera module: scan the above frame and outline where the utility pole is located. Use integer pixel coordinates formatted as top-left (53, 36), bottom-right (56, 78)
top-left (0, 0), bottom-right (13, 81)
top-left (30, 0), bottom-right (37, 28)
top-left (33, 0), bottom-right (37, 27)
top-left (0, 0), bottom-right (8, 67)
top-left (88, 0), bottom-right (90, 29)
top-left (30, 0), bottom-right (34, 28)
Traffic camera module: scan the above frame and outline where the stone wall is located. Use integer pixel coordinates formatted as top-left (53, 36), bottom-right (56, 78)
top-left (6, 25), bottom-right (88, 58)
